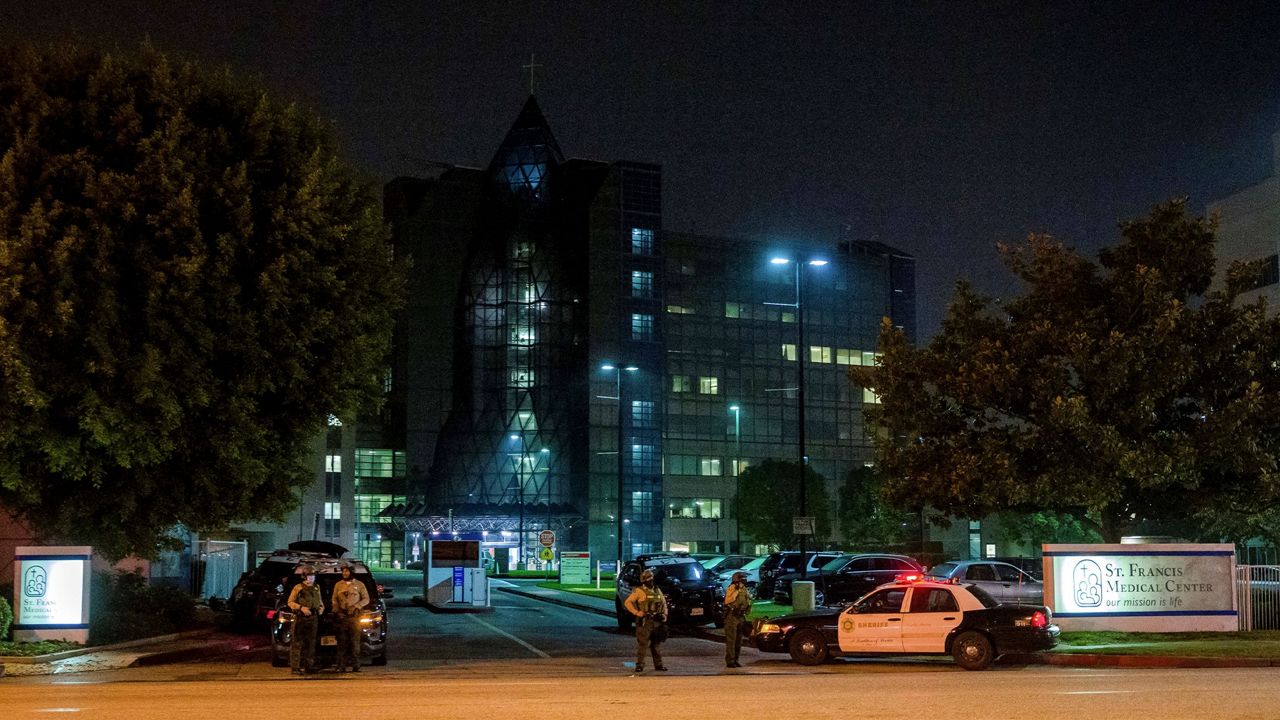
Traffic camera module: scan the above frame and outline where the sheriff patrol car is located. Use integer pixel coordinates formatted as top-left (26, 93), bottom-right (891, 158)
top-left (752, 576), bottom-right (1059, 670)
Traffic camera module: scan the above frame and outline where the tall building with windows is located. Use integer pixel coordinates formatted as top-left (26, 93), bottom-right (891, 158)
top-left (1211, 129), bottom-right (1280, 306)
top-left (362, 96), bottom-right (914, 567)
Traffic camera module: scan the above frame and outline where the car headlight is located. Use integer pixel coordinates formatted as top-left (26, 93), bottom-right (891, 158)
top-left (758, 623), bottom-right (781, 634)
top-left (360, 611), bottom-right (384, 626)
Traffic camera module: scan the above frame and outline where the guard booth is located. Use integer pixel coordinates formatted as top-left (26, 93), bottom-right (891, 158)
top-left (423, 540), bottom-right (489, 611)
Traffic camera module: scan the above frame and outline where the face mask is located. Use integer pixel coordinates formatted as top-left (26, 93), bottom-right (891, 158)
top-left (306, 575), bottom-right (316, 584)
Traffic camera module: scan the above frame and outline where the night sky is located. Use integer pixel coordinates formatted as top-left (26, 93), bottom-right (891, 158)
top-left (5, 2), bottom-right (1280, 338)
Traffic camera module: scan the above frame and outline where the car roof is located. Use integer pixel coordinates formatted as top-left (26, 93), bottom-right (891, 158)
top-left (642, 556), bottom-right (700, 567)
top-left (290, 557), bottom-right (372, 574)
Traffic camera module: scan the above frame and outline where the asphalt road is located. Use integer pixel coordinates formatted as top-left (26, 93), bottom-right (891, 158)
top-left (7, 575), bottom-right (1280, 718)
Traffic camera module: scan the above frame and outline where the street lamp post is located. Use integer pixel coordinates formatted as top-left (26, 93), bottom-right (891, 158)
top-left (771, 256), bottom-right (828, 580)
top-left (602, 363), bottom-right (638, 566)
top-left (729, 404), bottom-right (741, 553)
top-left (510, 433), bottom-right (528, 569)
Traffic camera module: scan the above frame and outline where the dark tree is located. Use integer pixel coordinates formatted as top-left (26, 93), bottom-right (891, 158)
top-left (836, 465), bottom-right (914, 548)
top-left (736, 459), bottom-right (833, 548)
top-left (0, 43), bottom-right (405, 559)
top-left (854, 200), bottom-right (1280, 543)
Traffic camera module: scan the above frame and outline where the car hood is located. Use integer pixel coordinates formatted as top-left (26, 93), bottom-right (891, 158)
top-left (768, 608), bottom-right (841, 625)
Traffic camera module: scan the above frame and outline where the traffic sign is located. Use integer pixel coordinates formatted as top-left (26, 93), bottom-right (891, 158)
top-left (539, 530), bottom-right (556, 547)
top-left (538, 547), bottom-right (555, 562)
top-left (793, 516), bottom-right (815, 535)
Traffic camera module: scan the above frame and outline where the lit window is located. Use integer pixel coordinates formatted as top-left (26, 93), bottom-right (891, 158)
top-left (631, 313), bottom-right (654, 341)
top-left (863, 388), bottom-right (882, 404)
top-left (699, 457), bottom-right (722, 476)
top-left (810, 346), bottom-right (832, 363)
top-left (326, 454), bottom-right (342, 473)
top-left (631, 228), bottom-right (654, 255)
top-left (699, 376), bottom-right (719, 394)
top-left (631, 271), bottom-right (654, 298)
top-left (781, 311), bottom-right (795, 323)
top-left (666, 455), bottom-right (698, 475)
top-left (863, 351), bottom-right (879, 366)
top-left (383, 367), bottom-right (393, 393)
top-left (631, 445), bottom-right (660, 474)
top-left (666, 498), bottom-right (723, 519)
top-left (781, 344), bottom-right (797, 361)
top-left (632, 400), bottom-right (655, 428)
top-left (324, 502), bottom-right (341, 520)
top-left (725, 302), bottom-right (742, 319)
top-left (671, 375), bottom-right (691, 393)
top-left (731, 459), bottom-right (750, 476)
top-left (666, 304), bottom-right (694, 314)
top-left (836, 348), bottom-right (856, 365)
top-left (631, 490), bottom-right (657, 519)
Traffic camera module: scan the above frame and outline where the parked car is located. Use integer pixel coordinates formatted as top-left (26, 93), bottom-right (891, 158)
top-left (773, 553), bottom-right (923, 606)
top-left (990, 556), bottom-right (1044, 582)
top-left (709, 556), bottom-right (766, 592)
top-left (756, 551), bottom-right (843, 600)
top-left (701, 554), bottom-right (757, 577)
top-left (925, 560), bottom-right (1045, 605)
top-left (269, 557), bottom-right (388, 667)
top-left (615, 553), bottom-right (725, 630)
top-left (752, 577), bottom-right (1059, 670)
top-left (230, 541), bottom-right (349, 629)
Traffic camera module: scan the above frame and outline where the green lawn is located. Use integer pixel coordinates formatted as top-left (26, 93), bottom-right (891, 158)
top-left (536, 582), bottom-right (616, 599)
top-left (0, 640), bottom-right (81, 657)
top-left (1054, 630), bottom-right (1280, 658)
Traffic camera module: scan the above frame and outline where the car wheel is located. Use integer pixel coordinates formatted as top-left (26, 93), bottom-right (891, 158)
top-left (615, 599), bottom-right (633, 630)
top-left (952, 631), bottom-right (994, 670)
top-left (271, 653), bottom-right (288, 668)
top-left (814, 590), bottom-right (826, 606)
top-left (788, 628), bottom-right (828, 666)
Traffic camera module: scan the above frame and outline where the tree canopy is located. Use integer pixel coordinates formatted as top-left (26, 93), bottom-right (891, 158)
top-left (0, 42), bottom-right (405, 558)
top-left (835, 465), bottom-right (915, 548)
top-left (855, 200), bottom-right (1280, 543)
top-left (737, 459), bottom-right (833, 548)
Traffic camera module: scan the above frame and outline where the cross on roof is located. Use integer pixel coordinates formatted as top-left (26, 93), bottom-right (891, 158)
top-left (523, 53), bottom-right (543, 94)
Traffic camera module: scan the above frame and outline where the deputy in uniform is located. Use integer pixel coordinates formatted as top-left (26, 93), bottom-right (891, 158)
top-left (723, 570), bottom-right (752, 668)
top-left (331, 564), bottom-right (370, 672)
top-left (623, 568), bottom-right (669, 672)
top-left (286, 566), bottom-right (325, 674)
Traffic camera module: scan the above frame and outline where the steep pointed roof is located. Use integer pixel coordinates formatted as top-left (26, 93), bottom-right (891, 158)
top-left (488, 95), bottom-right (564, 200)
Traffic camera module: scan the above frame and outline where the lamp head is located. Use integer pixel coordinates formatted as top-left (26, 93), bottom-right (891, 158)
top-left (770, 257), bottom-right (791, 265)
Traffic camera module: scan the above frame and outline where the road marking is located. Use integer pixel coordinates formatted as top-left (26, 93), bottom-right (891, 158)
top-left (1059, 691), bottom-right (1135, 695)
top-left (466, 614), bottom-right (552, 658)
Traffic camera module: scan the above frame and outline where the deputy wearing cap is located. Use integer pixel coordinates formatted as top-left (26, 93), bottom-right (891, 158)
top-left (723, 571), bottom-right (752, 668)
top-left (623, 568), bottom-right (669, 673)
top-left (286, 565), bottom-right (325, 675)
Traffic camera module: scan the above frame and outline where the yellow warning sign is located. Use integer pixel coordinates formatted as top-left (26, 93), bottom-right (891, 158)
top-left (538, 547), bottom-right (555, 562)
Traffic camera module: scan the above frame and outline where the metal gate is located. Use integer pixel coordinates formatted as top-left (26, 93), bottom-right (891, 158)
top-left (197, 540), bottom-right (248, 601)
top-left (1236, 565), bottom-right (1280, 631)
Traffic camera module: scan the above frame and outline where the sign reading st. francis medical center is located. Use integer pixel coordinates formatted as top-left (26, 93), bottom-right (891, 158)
top-left (13, 546), bottom-right (93, 642)
top-left (1043, 543), bottom-right (1236, 632)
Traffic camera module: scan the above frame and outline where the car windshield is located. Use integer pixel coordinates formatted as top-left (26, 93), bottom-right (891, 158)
top-left (820, 556), bottom-right (854, 573)
top-left (656, 562), bottom-right (704, 582)
top-left (966, 585), bottom-right (1000, 608)
top-left (740, 557), bottom-right (766, 571)
top-left (926, 562), bottom-right (958, 580)
top-left (283, 575), bottom-right (378, 606)
top-left (254, 560), bottom-right (297, 580)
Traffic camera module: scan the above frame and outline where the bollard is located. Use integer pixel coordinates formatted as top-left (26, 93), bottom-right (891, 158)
top-left (792, 580), bottom-right (816, 612)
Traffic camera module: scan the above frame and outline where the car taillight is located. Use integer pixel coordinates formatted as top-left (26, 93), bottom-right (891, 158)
top-left (1030, 611), bottom-right (1048, 629)
top-left (266, 610), bottom-right (276, 620)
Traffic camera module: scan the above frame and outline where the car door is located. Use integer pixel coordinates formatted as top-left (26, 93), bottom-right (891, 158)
top-left (830, 557), bottom-right (877, 603)
top-left (994, 562), bottom-right (1043, 604)
top-left (837, 587), bottom-right (906, 653)
top-left (963, 563), bottom-right (1005, 601)
top-left (901, 587), bottom-right (963, 653)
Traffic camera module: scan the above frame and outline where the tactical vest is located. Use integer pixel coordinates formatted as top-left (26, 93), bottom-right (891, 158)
top-left (642, 586), bottom-right (666, 616)
top-left (294, 583), bottom-right (323, 610)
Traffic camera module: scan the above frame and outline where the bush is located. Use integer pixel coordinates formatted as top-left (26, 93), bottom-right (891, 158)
top-left (0, 595), bottom-right (13, 640)
top-left (89, 570), bottom-right (197, 645)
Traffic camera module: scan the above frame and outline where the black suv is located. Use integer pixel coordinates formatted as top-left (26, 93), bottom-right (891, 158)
top-left (773, 553), bottom-right (923, 606)
top-left (230, 541), bottom-right (349, 629)
top-left (269, 557), bottom-right (388, 668)
top-left (756, 551), bottom-right (843, 600)
top-left (615, 553), bottom-right (725, 630)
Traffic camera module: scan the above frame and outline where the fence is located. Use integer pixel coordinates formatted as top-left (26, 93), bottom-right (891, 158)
top-left (196, 540), bottom-right (248, 600)
top-left (1235, 565), bottom-right (1280, 631)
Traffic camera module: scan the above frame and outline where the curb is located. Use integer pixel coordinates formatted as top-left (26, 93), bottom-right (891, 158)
top-left (0, 628), bottom-right (221, 665)
top-left (1034, 652), bottom-right (1279, 669)
top-left (129, 635), bottom-right (269, 667)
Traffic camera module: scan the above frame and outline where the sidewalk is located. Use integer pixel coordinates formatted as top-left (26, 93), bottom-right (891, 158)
top-left (0, 630), bottom-right (268, 678)
top-left (499, 581), bottom-right (1280, 669)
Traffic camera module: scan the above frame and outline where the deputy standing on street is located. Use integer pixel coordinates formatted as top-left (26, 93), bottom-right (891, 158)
top-left (331, 564), bottom-right (370, 672)
top-left (723, 571), bottom-right (752, 668)
top-left (286, 566), bottom-right (325, 675)
top-left (623, 569), bottom-right (669, 673)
